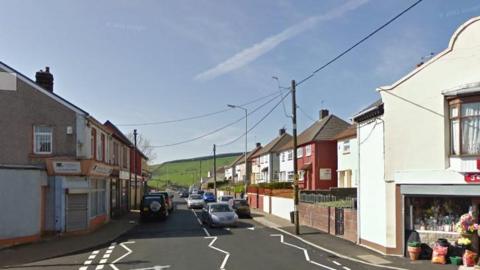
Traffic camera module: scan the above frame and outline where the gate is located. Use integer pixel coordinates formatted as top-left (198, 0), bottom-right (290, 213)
top-left (66, 194), bottom-right (88, 232)
top-left (335, 208), bottom-right (344, 235)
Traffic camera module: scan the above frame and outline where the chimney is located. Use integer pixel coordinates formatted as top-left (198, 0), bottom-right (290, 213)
top-left (256, 142), bottom-right (261, 148)
top-left (35, 66), bottom-right (54, 92)
top-left (279, 128), bottom-right (286, 136)
top-left (319, 109), bottom-right (329, 119)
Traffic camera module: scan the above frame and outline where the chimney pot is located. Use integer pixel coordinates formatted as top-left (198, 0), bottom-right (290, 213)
top-left (35, 66), bottom-right (54, 92)
top-left (319, 109), bottom-right (329, 119)
top-left (279, 128), bottom-right (286, 135)
top-left (256, 142), bottom-right (261, 148)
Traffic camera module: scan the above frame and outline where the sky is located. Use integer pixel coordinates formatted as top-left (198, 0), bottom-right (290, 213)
top-left (1, 0), bottom-right (479, 163)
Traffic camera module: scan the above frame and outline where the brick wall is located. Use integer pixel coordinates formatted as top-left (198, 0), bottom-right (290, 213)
top-left (299, 202), bottom-right (357, 243)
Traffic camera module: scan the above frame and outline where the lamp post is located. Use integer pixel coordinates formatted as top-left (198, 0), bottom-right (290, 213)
top-left (227, 104), bottom-right (248, 197)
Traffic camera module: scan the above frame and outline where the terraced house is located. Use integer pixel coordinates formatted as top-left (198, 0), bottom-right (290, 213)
top-left (0, 62), bottom-right (146, 247)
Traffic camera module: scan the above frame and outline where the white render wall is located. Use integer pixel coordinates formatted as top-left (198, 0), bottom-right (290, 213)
top-left (279, 149), bottom-right (294, 182)
top-left (337, 137), bottom-right (358, 187)
top-left (236, 163), bottom-right (246, 183)
top-left (358, 118), bottom-right (388, 248)
top-left (259, 154), bottom-right (270, 182)
top-left (225, 167), bottom-right (233, 180)
top-left (380, 17), bottom-right (480, 182)
top-left (270, 196), bottom-right (294, 220)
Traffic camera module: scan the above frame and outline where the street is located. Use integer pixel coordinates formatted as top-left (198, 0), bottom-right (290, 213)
top-left (4, 196), bottom-right (381, 270)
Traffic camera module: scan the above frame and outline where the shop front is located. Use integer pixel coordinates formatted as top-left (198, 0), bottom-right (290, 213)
top-left (46, 159), bottom-right (112, 233)
top-left (401, 184), bottom-right (480, 254)
top-left (110, 169), bottom-right (130, 218)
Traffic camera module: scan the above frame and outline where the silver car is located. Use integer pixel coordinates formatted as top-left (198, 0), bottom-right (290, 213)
top-left (187, 194), bottom-right (204, 209)
top-left (201, 202), bottom-right (238, 227)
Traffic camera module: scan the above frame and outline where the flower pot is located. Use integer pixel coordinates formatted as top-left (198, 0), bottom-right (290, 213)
top-left (408, 246), bottom-right (421, 261)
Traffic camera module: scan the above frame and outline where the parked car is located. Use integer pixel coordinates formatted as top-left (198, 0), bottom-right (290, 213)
top-left (218, 195), bottom-right (234, 204)
top-left (201, 202), bottom-right (238, 227)
top-left (140, 194), bottom-right (168, 221)
top-left (197, 190), bottom-right (205, 196)
top-left (150, 191), bottom-right (174, 213)
top-left (187, 194), bottom-right (205, 209)
top-left (203, 192), bottom-right (216, 203)
top-left (232, 199), bottom-right (251, 218)
top-left (180, 191), bottom-right (189, 198)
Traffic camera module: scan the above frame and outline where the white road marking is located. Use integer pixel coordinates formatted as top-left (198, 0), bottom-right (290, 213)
top-left (203, 227), bottom-right (211, 237)
top-left (84, 260), bottom-right (93, 265)
top-left (224, 227), bottom-right (230, 231)
top-left (106, 250), bottom-right (113, 254)
top-left (79, 267), bottom-right (88, 270)
top-left (343, 267), bottom-right (351, 270)
top-left (89, 255), bottom-right (96, 260)
top-left (270, 234), bottom-right (335, 270)
top-left (271, 227), bottom-right (408, 270)
top-left (247, 227), bottom-right (255, 231)
top-left (92, 250), bottom-right (100, 255)
top-left (333, 261), bottom-right (341, 266)
top-left (100, 259), bottom-right (108, 264)
top-left (205, 236), bottom-right (230, 270)
top-left (129, 266), bottom-right (171, 270)
top-left (103, 253), bottom-right (111, 259)
top-left (95, 265), bottom-right (105, 270)
top-left (109, 241), bottom-right (135, 270)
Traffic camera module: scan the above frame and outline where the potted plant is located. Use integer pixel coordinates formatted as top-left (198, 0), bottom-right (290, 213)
top-left (407, 241), bottom-right (422, 261)
top-left (455, 213), bottom-right (479, 238)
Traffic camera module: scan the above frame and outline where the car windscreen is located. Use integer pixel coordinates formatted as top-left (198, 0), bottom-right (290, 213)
top-left (234, 200), bottom-right (248, 207)
top-left (221, 197), bottom-right (233, 201)
top-left (143, 196), bottom-right (164, 204)
top-left (190, 195), bottom-right (202, 199)
top-left (210, 204), bottom-right (232, 212)
top-left (205, 192), bottom-right (214, 196)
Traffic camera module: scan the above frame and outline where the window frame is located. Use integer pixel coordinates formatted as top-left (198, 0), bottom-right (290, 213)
top-left (449, 97), bottom-right (480, 156)
top-left (33, 125), bottom-right (53, 154)
top-left (297, 147), bottom-right (303, 158)
top-left (343, 140), bottom-right (351, 154)
top-left (91, 128), bottom-right (97, 160)
top-left (305, 144), bottom-right (312, 157)
top-left (287, 150), bottom-right (293, 160)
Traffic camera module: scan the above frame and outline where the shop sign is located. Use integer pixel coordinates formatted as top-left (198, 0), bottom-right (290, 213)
top-left (119, 170), bottom-right (130, 180)
top-left (465, 173), bottom-right (480, 183)
top-left (319, 168), bottom-right (332, 180)
top-left (91, 164), bottom-right (112, 176)
top-left (53, 161), bottom-right (81, 174)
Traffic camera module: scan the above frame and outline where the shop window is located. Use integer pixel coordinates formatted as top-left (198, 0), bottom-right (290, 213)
top-left (33, 126), bottom-right (53, 154)
top-left (449, 100), bottom-right (480, 155)
top-left (90, 179), bottom-right (106, 217)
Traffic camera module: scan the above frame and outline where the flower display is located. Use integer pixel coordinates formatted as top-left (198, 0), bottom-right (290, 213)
top-left (455, 213), bottom-right (479, 234)
top-left (458, 237), bottom-right (472, 246)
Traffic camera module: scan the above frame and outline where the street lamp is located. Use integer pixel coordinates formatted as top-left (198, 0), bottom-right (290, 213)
top-left (227, 104), bottom-right (248, 197)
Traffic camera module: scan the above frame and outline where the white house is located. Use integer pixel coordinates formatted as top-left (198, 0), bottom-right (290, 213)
top-left (334, 125), bottom-right (358, 188)
top-left (250, 129), bottom-right (292, 183)
top-left (358, 16), bottom-right (480, 255)
top-left (279, 149), bottom-right (294, 182)
top-left (235, 143), bottom-right (262, 184)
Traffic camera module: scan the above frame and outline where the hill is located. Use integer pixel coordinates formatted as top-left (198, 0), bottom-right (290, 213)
top-left (149, 153), bottom-right (241, 188)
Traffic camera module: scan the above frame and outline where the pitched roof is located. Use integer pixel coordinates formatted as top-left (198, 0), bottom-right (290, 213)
top-left (228, 154), bottom-right (245, 167)
top-left (104, 120), bottom-right (133, 146)
top-left (353, 99), bottom-right (384, 123)
top-left (278, 114), bottom-right (350, 151)
top-left (251, 132), bottom-right (292, 158)
top-left (334, 125), bottom-right (356, 140)
top-left (236, 145), bottom-right (262, 164)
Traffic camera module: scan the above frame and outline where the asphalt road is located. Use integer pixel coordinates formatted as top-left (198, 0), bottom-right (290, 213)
top-left (6, 196), bottom-right (381, 270)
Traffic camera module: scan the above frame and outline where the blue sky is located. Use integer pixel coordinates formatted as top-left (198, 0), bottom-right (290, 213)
top-left (1, 0), bottom-right (479, 163)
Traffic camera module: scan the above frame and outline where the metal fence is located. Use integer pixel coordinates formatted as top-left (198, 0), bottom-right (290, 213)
top-left (299, 193), bottom-right (357, 209)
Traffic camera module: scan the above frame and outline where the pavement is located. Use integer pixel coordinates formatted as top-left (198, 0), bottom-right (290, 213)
top-left (0, 196), bottom-right (464, 270)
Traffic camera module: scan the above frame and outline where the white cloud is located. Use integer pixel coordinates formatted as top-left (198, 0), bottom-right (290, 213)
top-left (194, 0), bottom-right (369, 81)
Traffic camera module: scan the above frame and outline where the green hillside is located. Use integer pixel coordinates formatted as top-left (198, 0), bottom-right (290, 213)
top-left (149, 153), bottom-right (240, 188)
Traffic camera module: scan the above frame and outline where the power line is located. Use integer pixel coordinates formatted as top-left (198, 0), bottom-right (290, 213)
top-left (151, 93), bottom-right (282, 148)
top-left (297, 105), bottom-right (316, 123)
top-left (117, 91), bottom-right (280, 126)
top-left (217, 91), bottom-right (291, 147)
top-left (296, 0), bottom-right (423, 87)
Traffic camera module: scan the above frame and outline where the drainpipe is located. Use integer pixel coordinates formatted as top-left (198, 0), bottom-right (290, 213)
top-left (356, 123), bottom-right (361, 244)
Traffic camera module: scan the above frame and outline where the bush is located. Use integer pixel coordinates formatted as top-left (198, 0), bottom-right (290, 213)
top-left (249, 182), bottom-right (293, 190)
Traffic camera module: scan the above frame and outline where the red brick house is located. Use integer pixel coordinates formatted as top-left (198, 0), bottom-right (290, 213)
top-left (278, 110), bottom-right (350, 190)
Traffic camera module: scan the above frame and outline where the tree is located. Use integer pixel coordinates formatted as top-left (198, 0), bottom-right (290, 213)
top-left (127, 132), bottom-right (157, 163)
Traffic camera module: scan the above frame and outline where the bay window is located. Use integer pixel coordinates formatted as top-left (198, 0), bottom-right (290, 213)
top-left (450, 99), bottom-right (480, 155)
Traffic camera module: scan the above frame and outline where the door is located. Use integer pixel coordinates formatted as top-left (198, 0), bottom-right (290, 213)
top-left (66, 194), bottom-right (88, 232)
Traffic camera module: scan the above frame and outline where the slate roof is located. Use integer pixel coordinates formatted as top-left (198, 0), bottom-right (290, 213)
top-left (277, 114), bottom-right (350, 151)
top-left (251, 132), bottom-right (292, 158)
top-left (334, 125), bottom-right (356, 140)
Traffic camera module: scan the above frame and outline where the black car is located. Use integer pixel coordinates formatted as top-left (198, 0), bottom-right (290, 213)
top-left (232, 199), bottom-right (251, 218)
top-left (150, 191), bottom-right (174, 213)
top-left (140, 195), bottom-right (168, 221)
top-left (180, 191), bottom-right (189, 198)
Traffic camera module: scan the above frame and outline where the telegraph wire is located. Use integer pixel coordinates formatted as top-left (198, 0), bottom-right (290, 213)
top-left (151, 93), bottom-right (282, 148)
top-left (296, 0), bottom-right (423, 87)
top-left (117, 91), bottom-right (280, 126)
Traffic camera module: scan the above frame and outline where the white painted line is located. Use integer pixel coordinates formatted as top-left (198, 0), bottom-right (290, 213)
top-left (205, 236), bottom-right (230, 270)
top-left (270, 234), bottom-right (334, 270)
top-left (271, 227), bottom-right (408, 270)
top-left (129, 266), bottom-right (171, 270)
top-left (79, 267), bottom-right (88, 270)
top-left (88, 255), bottom-right (96, 260)
top-left (103, 253), bottom-right (111, 259)
top-left (333, 261), bottom-right (341, 266)
top-left (224, 227), bottom-right (230, 231)
top-left (84, 260), bottom-right (92, 265)
top-left (92, 250), bottom-right (100, 255)
top-left (100, 259), bottom-right (108, 264)
top-left (343, 267), bottom-right (351, 270)
top-left (106, 250), bottom-right (113, 254)
top-left (109, 241), bottom-right (135, 270)
top-left (203, 227), bottom-right (211, 237)
top-left (95, 265), bottom-right (105, 270)
top-left (247, 227), bottom-right (255, 231)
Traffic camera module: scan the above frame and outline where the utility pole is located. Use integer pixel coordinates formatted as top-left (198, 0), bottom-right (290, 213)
top-left (133, 129), bottom-right (138, 210)
top-left (291, 80), bottom-right (300, 235)
top-left (199, 160), bottom-right (202, 183)
top-left (213, 144), bottom-right (217, 198)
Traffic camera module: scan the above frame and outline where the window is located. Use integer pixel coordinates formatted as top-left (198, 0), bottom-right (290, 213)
top-left (299, 170), bottom-right (305, 181)
top-left (450, 100), bottom-right (480, 155)
top-left (281, 152), bottom-right (285, 162)
top-left (113, 142), bottom-right (119, 166)
top-left (122, 147), bottom-right (128, 168)
top-left (91, 128), bottom-right (97, 159)
top-left (297, 147), bottom-right (303, 158)
top-left (343, 140), bottom-right (351, 154)
top-left (287, 150), bottom-right (293, 160)
top-left (34, 126), bottom-right (53, 154)
top-left (287, 171), bottom-right (294, 181)
top-left (98, 133), bottom-right (105, 161)
top-left (305, 144), bottom-right (312, 156)
top-left (90, 179), bottom-right (106, 217)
